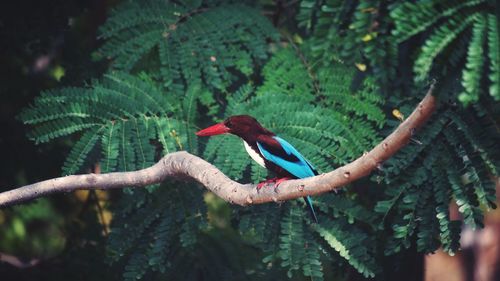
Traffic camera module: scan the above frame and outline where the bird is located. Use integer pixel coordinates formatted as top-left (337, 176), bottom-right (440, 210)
top-left (196, 115), bottom-right (318, 222)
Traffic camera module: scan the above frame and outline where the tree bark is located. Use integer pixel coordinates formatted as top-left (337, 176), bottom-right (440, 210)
top-left (0, 85), bottom-right (437, 208)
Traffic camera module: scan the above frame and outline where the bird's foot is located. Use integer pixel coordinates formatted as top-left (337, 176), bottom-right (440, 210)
top-left (274, 177), bottom-right (291, 187)
top-left (256, 177), bottom-right (292, 191)
top-left (256, 178), bottom-right (279, 190)
top-left (272, 177), bottom-right (291, 193)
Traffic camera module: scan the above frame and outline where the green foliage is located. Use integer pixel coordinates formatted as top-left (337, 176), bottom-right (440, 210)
top-left (17, 0), bottom-right (500, 280)
top-left (96, 0), bottom-right (278, 94)
top-left (375, 107), bottom-right (499, 255)
top-left (298, 0), bottom-right (499, 104)
top-left (19, 73), bottom-right (193, 176)
top-left (486, 14), bottom-right (500, 100)
top-left (108, 184), bottom-right (208, 281)
top-left (297, 0), bottom-right (398, 91)
top-left (391, 0), bottom-right (499, 104)
top-left (313, 216), bottom-right (377, 278)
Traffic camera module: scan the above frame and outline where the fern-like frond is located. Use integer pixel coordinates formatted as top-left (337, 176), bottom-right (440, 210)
top-left (319, 68), bottom-right (385, 127)
top-left (415, 184), bottom-right (440, 252)
top-left (459, 14), bottom-right (487, 105)
top-left (390, 0), bottom-right (498, 104)
top-left (376, 104), bottom-right (498, 255)
top-left (445, 120), bottom-right (496, 209)
top-left (487, 14), bottom-right (499, 100)
top-left (297, 0), bottom-right (398, 92)
top-left (258, 48), bottom-right (315, 100)
top-left (278, 205), bottom-right (306, 277)
top-left (239, 204), bottom-right (282, 248)
top-left (315, 193), bottom-right (377, 227)
top-left (62, 127), bottom-right (103, 175)
top-left (301, 232), bottom-right (324, 281)
top-left (313, 217), bottom-right (377, 278)
top-left (97, 0), bottom-right (278, 95)
top-left (109, 182), bottom-right (208, 280)
top-left (414, 14), bottom-right (476, 81)
top-left (432, 168), bottom-right (461, 254)
top-left (19, 73), bottom-right (190, 175)
top-left (443, 148), bottom-right (483, 229)
top-left (391, 0), bottom-right (484, 42)
top-left (107, 202), bottom-right (161, 261)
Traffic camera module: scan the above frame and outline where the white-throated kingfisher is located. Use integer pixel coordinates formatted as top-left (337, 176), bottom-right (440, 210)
top-left (196, 115), bottom-right (318, 222)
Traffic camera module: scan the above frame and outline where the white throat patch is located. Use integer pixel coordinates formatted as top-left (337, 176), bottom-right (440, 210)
top-left (243, 141), bottom-right (266, 168)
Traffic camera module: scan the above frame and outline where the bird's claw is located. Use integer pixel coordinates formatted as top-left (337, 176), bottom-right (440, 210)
top-left (274, 177), bottom-right (291, 187)
top-left (273, 177), bottom-right (291, 192)
top-left (256, 178), bottom-right (277, 191)
top-left (256, 177), bottom-right (291, 192)
top-left (256, 182), bottom-right (267, 191)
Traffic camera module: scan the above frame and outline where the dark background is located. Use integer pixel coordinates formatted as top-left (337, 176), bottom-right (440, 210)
top-left (0, 1), bottom-right (119, 280)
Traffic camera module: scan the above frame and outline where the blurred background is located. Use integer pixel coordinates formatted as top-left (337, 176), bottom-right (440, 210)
top-left (0, 1), bottom-right (499, 281)
top-left (0, 1), bottom-right (117, 280)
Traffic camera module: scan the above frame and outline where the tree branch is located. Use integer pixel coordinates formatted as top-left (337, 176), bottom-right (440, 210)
top-left (0, 252), bottom-right (40, 268)
top-left (0, 85), bottom-right (436, 208)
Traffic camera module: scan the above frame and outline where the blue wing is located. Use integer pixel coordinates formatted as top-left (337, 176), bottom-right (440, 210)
top-left (256, 136), bottom-right (317, 179)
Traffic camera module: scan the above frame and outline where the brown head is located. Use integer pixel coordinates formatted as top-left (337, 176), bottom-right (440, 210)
top-left (196, 115), bottom-right (274, 140)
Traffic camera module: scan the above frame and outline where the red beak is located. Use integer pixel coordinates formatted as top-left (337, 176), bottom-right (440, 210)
top-left (196, 122), bottom-right (230, 136)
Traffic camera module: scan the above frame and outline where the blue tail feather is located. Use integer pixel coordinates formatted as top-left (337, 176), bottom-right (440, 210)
top-left (255, 136), bottom-right (319, 222)
top-left (304, 196), bottom-right (318, 223)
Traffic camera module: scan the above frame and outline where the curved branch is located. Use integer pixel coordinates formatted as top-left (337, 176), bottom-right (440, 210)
top-left (0, 252), bottom-right (40, 268)
top-left (0, 85), bottom-right (436, 208)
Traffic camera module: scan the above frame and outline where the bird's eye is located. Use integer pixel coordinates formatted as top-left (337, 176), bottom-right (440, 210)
top-left (225, 120), bottom-right (232, 128)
